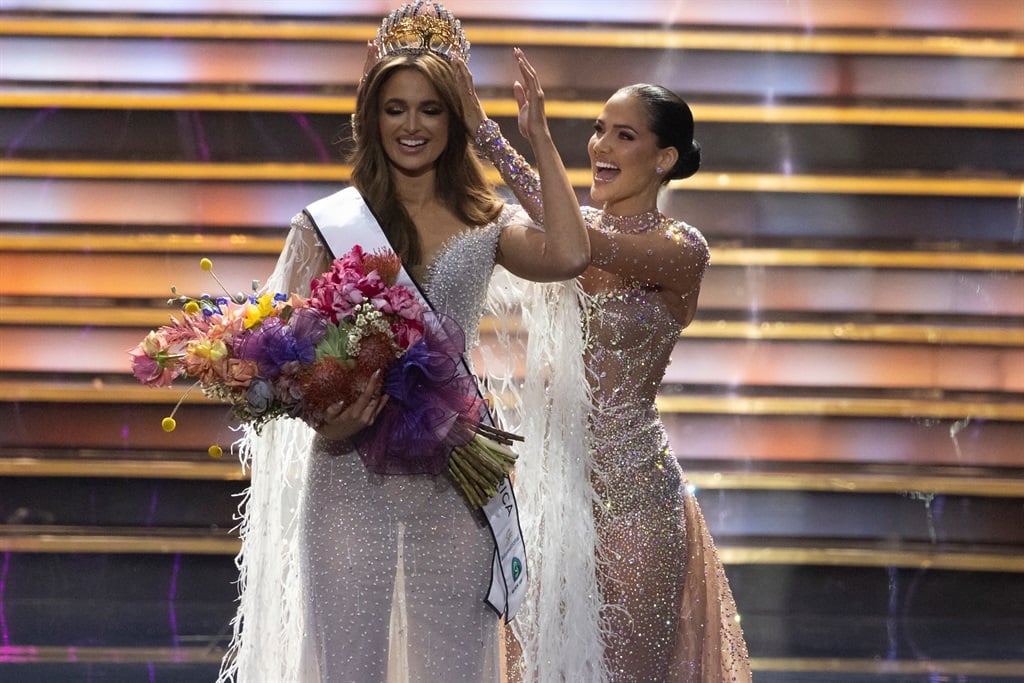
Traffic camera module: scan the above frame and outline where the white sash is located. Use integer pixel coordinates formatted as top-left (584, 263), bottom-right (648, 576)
top-left (304, 187), bottom-right (528, 621)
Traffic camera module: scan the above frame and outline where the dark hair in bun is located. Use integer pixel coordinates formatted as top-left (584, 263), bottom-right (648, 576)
top-left (617, 84), bottom-right (701, 182)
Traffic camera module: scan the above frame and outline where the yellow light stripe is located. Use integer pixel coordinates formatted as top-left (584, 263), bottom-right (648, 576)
top-left (3, 528), bottom-right (1021, 571)
top-left (4, 456), bottom-right (1021, 498)
top-left (685, 470), bottom-right (1024, 498)
top-left (0, 643), bottom-right (1015, 675)
top-left (0, 159), bottom-right (354, 181)
top-left (4, 381), bottom-right (1022, 420)
top-left (4, 233), bottom-right (1023, 272)
top-left (0, 457), bottom-right (245, 480)
top-left (708, 247), bottom-right (1024, 270)
top-left (3, 307), bottom-right (1022, 348)
top-left (717, 546), bottom-right (1024, 572)
top-left (690, 103), bottom-right (1024, 129)
top-left (2, 159), bottom-right (1021, 198)
top-left (471, 26), bottom-right (1024, 58)
top-left (655, 395), bottom-right (1024, 421)
top-left (0, 232), bottom-right (285, 254)
top-left (0, 534), bottom-right (239, 555)
top-left (2, 646), bottom-right (1020, 674)
top-left (0, 17), bottom-right (378, 41)
top-left (682, 321), bottom-right (1024, 346)
top-left (0, 645), bottom-right (225, 665)
top-left (749, 658), bottom-right (1024, 676)
top-left (670, 172), bottom-right (1024, 197)
top-left (0, 89), bottom-right (360, 114)
top-left (0, 18), bottom-right (1019, 57)
top-left (3, 90), bottom-right (1021, 129)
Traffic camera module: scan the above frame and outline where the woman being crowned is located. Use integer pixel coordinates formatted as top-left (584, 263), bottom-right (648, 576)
top-left (216, 2), bottom-right (589, 682)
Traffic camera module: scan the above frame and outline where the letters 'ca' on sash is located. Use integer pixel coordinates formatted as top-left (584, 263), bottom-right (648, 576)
top-left (303, 187), bottom-right (528, 621)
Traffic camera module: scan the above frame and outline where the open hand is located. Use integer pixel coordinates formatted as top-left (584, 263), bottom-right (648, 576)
top-left (512, 48), bottom-right (548, 141)
top-left (453, 56), bottom-right (486, 133)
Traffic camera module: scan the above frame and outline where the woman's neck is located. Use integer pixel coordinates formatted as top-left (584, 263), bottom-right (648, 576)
top-left (601, 188), bottom-right (660, 219)
top-left (393, 168), bottom-right (438, 214)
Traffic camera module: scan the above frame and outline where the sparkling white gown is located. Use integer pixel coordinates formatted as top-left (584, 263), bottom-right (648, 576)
top-left (219, 205), bottom-right (521, 683)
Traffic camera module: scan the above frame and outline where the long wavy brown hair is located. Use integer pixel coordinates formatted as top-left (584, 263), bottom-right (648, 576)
top-left (349, 51), bottom-right (503, 266)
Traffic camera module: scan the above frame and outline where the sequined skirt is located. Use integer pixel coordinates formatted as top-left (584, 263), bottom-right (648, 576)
top-left (299, 436), bottom-right (501, 683)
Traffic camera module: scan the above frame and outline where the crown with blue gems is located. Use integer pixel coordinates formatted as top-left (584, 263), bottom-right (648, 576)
top-left (374, 1), bottom-right (470, 63)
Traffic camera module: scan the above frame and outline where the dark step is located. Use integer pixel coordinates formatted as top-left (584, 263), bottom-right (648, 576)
top-left (0, 551), bottom-right (235, 648)
top-left (663, 190), bottom-right (1023, 244)
top-left (3, 108), bottom-right (1021, 175)
top-left (698, 488), bottom-right (1024, 545)
top-left (0, 662), bottom-right (222, 683)
top-left (726, 564), bottom-right (1024, 660)
top-left (0, 476), bottom-right (241, 529)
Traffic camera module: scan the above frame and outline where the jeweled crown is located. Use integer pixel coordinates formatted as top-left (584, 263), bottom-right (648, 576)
top-left (374, 1), bottom-right (470, 63)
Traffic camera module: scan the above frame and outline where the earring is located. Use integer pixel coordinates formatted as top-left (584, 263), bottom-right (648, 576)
top-left (656, 167), bottom-right (664, 175)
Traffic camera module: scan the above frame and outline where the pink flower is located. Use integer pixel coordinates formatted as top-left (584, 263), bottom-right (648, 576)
top-left (128, 344), bottom-right (179, 387)
top-left (309, 255), bottom-right (391, 323)
top-left (390, 319), bottom-right (424, 349)
top-left (381, 285), bottom-right (426, 321)
top-left (337, 245), bottom-right (367, 274)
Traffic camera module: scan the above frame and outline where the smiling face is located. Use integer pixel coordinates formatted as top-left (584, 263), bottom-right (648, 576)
top-left (378, 67), bottom-right (450, 178)
top-left (588, 91), bottom-right (677, 216)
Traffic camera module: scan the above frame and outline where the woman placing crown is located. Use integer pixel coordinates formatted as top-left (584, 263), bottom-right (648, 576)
top-left (217, 3), bottom-right (589, 682)
top-left (458, 67), bottom-right (753, 683)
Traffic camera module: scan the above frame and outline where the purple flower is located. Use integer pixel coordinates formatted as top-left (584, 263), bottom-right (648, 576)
top-left (235, 307), bottom-right (328, 379)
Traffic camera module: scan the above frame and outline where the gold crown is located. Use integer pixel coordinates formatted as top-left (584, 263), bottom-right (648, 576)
top-left (374, 1), bottom-right (470, 63)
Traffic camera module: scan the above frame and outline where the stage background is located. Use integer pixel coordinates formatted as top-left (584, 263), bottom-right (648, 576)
top-left (1, 1), bottom-right (1022, 680)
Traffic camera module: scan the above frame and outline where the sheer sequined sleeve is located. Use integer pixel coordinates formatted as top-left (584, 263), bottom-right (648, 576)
top-left (587, 208), bottom-right (710, 297)
top-left (474, 118), bottom-right (545, 225)
top-left (263, 212), bottom-right (333, 297)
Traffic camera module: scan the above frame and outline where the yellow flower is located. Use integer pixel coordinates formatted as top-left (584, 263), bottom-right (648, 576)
top-left (183, 301), bottom-right (201, 315)
top-left (208, 445), bottom-right (224, 459)
top-left (244, 293), bottom-right (276, 329)
top-left (191, 338), bottom-right (228, 361)
top-left (161, 416), bottom-right (177, 432)
top-left (200, 257), bottom-right (213, 271)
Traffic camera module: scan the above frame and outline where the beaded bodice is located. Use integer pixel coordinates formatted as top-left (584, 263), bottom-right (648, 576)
top-left (582, 206), bottom-right (705, 411)
top-left (421, 209), bottom-right (510, 345)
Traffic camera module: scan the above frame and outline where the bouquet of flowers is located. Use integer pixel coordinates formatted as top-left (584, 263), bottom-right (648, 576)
top-left (129, 248), bottom-right (519, 508)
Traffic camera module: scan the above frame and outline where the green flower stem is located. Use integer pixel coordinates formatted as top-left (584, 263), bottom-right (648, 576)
top-left (449, 452), bottom-right (489, 507)
top-left (445, 427), bottom-right (521, 509)
top-left (452, 447), bottom-right (494, 491)
top-left (460, 441), bottom-right (503, 480)
top-left (447, 459), bottom-right (483, 508)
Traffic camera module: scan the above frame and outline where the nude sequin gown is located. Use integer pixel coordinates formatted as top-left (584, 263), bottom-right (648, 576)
top-left (476, 120), bottom-right (751, 681)
top-left (582, 208), bottom-right (750, 682)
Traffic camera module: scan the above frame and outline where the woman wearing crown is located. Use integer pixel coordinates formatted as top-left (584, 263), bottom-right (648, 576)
top-left (216, 3), bottom-right (589, 682)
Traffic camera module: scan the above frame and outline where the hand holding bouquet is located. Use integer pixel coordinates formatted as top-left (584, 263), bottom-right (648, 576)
top-left (129, 248), bottom-right (519, 508)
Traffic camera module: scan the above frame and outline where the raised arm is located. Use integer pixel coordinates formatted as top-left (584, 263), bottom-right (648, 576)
top-left (455, 50), bottom-right (588, 282)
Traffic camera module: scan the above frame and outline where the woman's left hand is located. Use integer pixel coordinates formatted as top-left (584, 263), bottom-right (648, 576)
top-left (512, 48), bottom-right (549, 142)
